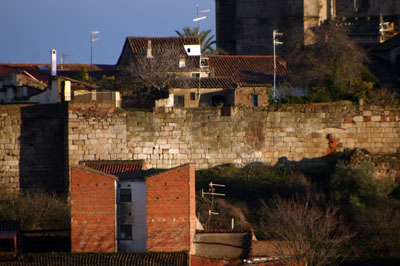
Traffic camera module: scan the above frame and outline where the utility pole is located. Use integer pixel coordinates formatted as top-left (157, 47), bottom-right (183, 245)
top-left (202, 181), bottom-right (225, 228)
top-left (273, 30), bottom-right (283, 102)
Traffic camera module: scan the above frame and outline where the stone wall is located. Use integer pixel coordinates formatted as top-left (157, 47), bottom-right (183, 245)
top-left (67, 103), bottom-right (130, 167)
top-left (2, 101), bottom-right (400, 192)
top-left (126, 103), bottom-right (400, 169)
top-left (0, 104), bottom-right (65, 193)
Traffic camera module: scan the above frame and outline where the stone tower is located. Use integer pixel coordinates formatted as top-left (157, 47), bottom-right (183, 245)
top-left (215, 0), bottom-right (400, 55)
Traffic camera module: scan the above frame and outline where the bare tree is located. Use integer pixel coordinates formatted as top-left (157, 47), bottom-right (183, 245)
top-left (118, 45), bottom-right (194, 100)
top-left (260, 196), bottom-right (354, 266)
top-left (283, 21), bottom-right (370, 100)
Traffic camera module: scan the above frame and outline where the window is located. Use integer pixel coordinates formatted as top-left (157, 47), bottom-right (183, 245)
top-left (190, 92), bottom-right (196, 101)
top-left (251, 94), bottom-right (259, 107)
top-left (119, 224), bottom-right (132, 240)
top-left (192, 73), bottom-right (200, 78)
top-left (174, 95), bottom-right (185, 107)
top-left (179, 58), bottom-right (186, 68)
top-left (120, 188), bottom-right (131, 202)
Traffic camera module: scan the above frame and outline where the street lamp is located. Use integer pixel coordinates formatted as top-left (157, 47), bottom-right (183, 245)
top-left (90, 31), bottom-right (100, 70)
top-left (273, 30), bottom-right (283, 101)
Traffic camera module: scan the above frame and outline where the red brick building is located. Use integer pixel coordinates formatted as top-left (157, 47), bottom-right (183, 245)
top-left (70, 161), bottom-right (196, 253)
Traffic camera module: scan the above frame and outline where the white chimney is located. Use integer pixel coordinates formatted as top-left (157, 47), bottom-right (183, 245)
top-left (51, 49), bottom-right (57, 76)
top-left (146, 40), bottom-right (153, 58)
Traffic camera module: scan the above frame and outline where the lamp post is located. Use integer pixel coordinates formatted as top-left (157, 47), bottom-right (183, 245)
top-left (273, 30), bottom-right (283, 101)
top-left (90, 31), bottom-right (100, 70)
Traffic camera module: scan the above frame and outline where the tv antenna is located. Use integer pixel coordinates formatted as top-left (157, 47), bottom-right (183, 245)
top-left (60, 53), bottom-right (71, 70)
top-left (202, 181), bottom-right (225, 228)
top-left (90, 30), bottom-right (100, 70)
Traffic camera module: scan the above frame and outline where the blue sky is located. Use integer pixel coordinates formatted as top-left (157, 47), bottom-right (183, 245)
top-left (0, 0), bottom-right (215, 65)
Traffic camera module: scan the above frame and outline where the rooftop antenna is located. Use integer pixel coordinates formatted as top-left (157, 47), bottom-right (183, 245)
top-left (60, 53), bottom-right (71, 70)
top-left (90, 30), bottom-right (100, 70)
top-left (202, 181), bottom-right (225, 228)
top-left (193, 8), bottom-right (208, 99)
top-left (195, 4), bottom-right (210, 29)
top-left (273, 30), bottom-right (283, 102)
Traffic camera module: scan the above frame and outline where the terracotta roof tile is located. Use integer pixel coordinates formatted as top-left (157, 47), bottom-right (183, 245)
top-left (80, 160), bottom-right (166, 180)
top-left (80, 160), bottom-right (147, 179)
top-left (117, 36), bottom-right (201, 68)
top-left (206, 55), bottom-right (287, 85)
top-left (127, 36), bottom-right (199, 55)
top-left (196, 229), bottom-right (251, 234)
top-left (169, 77), bottom-right (236, 89)
top-left (0, 64), bottom-right (50, 84)
top-left (0, 65), bottom-right (16, 75)
top-left (0, 252), bottom-right (188, 265)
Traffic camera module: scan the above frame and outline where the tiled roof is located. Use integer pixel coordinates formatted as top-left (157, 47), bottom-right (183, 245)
top-left (196, 229), bottom-right (251, 234)
top-left (61, 76), bottom-right (99, 90)
top-left (80, 160), bottom-right (166, 180)
top-left (169, 77), bottom-right (236, 89)
top-left (0, 63), bottom-right (50, 84)
top-left (206, 55), bottom-right (287, 85)
top-left (117, 36), bottom-right (200, 68)
top-left (81, 160), bottom-right (147, 180)
top-left (0, 252), bottom-right (188, 265)
top-left (128, 36), bottom-right (200, 56)
top-left (374, 33), bottom-right (400, 51)
top-left (0, 65), bottom-right (16, 75)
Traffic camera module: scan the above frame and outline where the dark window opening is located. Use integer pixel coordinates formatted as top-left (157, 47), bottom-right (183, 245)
top-left (120, 224), bottom-right (132, 240)
top-left (211, 95), bottom-right (226, 107)
top-left (120, 188), bottom-right (132, 202)
top-left (174, 95), bottom-right (185, 107)
top-left (190, 92), bottom-right (196, 101)
top-left (251, 94), bottom-right (259, 107)
top-left (192, 73), bottom-right (200, 78)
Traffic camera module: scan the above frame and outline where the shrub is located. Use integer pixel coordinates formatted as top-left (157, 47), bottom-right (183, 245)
top-left (260, 196), bottom-right (353, 266)
top-left (0, 190), bottom-right (70, 230)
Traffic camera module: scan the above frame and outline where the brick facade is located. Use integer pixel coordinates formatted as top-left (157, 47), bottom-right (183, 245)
top-left (70, 165), bottom-right (117, 252)
top-left (146, 164), bottom-right (196, 251)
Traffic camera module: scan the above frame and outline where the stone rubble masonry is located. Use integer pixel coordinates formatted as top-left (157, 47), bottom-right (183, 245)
top-left (146, 164), bottom-right (196, 252)
top-left (125, 102), bottom-right (400, 169)
top-left (2, 101), bottom-right (400, 192)
top-left (0, 104), bottom-right (65, 193)
top-left (70, 165), bottom-right (117, 252)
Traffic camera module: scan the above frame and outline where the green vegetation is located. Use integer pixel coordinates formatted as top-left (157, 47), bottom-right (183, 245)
top-left (175, 26), bottom-right (216, 54)
top-left (280, 21), bottom-right (400, 105)
top-left (196, 153), bottom-right (400, 260)
top-left (0, 190), bottom-right (70, 230)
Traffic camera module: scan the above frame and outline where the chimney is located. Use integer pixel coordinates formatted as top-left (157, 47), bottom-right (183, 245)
top-left (146, 40), bottom-right (153, 58)
top-left (51, 49), bottom-right (57, 76)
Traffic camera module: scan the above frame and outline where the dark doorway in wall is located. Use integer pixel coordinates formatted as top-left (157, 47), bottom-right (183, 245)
top-left (211, 95), bottom-right (226, 107)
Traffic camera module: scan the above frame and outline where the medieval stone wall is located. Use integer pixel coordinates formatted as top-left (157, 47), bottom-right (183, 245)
top-left (2, 102), bottom-right (400, 192)
top-left (0, 104), bottom-right (65, 193)
top-left (125, 103), bottom-right (400, 169)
